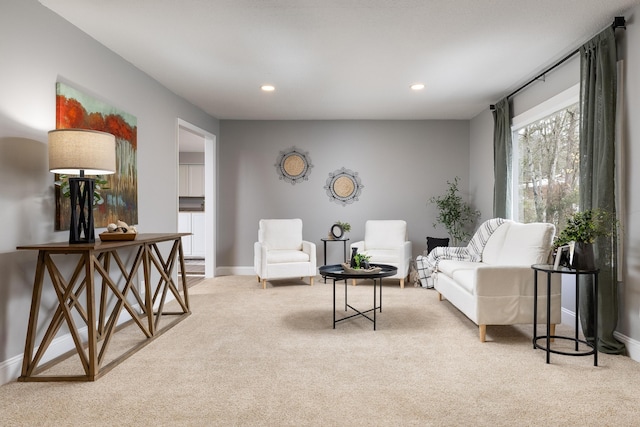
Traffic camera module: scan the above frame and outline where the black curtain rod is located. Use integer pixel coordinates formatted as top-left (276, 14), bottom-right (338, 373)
top-left (490, 16), bottom-right (626, 111)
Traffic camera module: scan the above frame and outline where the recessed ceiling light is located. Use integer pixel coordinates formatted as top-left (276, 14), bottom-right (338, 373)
top-left (261, 85), bottom-right (275, 92)
top-left (410, 83), bottom-right (425, 91)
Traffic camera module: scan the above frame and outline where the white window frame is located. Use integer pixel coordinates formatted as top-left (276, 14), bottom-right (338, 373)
top-left (510, 84), bottom-right (580, 222)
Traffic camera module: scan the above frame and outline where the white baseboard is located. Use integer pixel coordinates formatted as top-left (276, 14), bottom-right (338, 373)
top-left (0, 297), bottom-right (169, 386)
top-left (215, 266), bottom-right (322, 277)
top-left (561, 307), bottom-right (577, 329)
top-left (614, 331), bottom-right (640, 361)
top-left (561, 307), bottom-right (640, 362)
top-left (0, 353), bottom-right (23, 386)
top-left (216, 266), bottom-right (255, 276)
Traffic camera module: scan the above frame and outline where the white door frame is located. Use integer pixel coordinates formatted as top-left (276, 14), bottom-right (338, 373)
top-left (177, 118), bottom-right (216, 278)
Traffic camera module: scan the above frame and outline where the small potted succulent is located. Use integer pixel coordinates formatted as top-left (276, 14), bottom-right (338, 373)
top-left (352, 252), bottom-right (371, 270)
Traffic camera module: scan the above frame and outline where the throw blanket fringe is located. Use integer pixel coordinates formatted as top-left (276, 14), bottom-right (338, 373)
top-left (416, 218), bottom-right (506, 288)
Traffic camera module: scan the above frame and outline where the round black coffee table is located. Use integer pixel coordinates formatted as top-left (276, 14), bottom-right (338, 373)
top-left (319, 263), bottom-right (397, 330)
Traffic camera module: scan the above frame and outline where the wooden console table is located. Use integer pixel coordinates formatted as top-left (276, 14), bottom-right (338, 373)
top-left (16, 233), bottom-right (191, 382)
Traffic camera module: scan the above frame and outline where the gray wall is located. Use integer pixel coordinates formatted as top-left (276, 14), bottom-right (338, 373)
top-left (469, 4), bottom-right (640, 359)
top-left (218, 120), bottom-right (470, 269)
top-left (616, 5), bottom-right (640, 353)
top-left (0, 0), bottom-right (218, 381)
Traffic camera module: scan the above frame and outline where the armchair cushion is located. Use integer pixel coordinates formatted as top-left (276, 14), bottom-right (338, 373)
top-left (364, 220), bottom-right (407, 249)
top-left (259, 219), bottom-right (303, 250)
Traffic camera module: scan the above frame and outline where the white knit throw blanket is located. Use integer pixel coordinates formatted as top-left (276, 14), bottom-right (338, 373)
top-left (416, 218), bottom-right (506, 288)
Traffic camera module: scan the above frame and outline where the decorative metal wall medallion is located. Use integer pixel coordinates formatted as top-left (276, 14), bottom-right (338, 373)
top-left (275, 147), bottom-right (312, 184)
top-left (325, 167), bottom-right (364, 206)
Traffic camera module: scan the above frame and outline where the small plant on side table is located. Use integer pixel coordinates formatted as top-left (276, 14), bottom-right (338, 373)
top-left (553, 209), bottom-right (616, 270)
top-left (336, 221), bottom-right (351, 232)
top-left (353, 253), bottom-right (371, 269)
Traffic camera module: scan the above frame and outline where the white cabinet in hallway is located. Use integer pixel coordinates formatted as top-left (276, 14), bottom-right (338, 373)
top-left (178, 212), bottom-right (206, 258)
top-left (191, 212), bottom-right (206, 257)
top-left (179, 164), bottom-right (205, 197)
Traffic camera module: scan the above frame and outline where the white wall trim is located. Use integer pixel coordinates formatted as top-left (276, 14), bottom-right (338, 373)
top-left (511, 83), bottom-right (580, 130)
top-left (560, 307), bottom-right (639, 362)
top-left (0, 298), bottom-right (173, 385)
top-left (216, 266), bottom-right (255, 276)
top-left (614, 331), bottom-right (640, 362)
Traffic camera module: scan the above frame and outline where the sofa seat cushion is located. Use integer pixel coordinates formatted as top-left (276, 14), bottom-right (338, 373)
top-left (437, 260), bottom-right (480, 293)
top-left (363, 249), bottom-right (401, 264)
top-left (266, 249), bottom-right (310, 264)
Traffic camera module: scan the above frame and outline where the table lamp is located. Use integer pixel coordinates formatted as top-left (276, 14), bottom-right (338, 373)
top-left (48, 129), bottom-right (116, 244)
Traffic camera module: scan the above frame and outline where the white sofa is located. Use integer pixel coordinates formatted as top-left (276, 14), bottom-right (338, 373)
top-left (254, 219), bottom-right (317, 289)
top-left (350, 220), bottom-right (412, 288)
top-left (434, 220), bottom-right (561, 342)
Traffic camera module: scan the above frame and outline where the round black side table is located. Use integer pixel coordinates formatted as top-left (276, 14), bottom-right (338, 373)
top-left (531, 264), bottom-right (599, 366)
top-left (319, 263), bottom-right (397, 330)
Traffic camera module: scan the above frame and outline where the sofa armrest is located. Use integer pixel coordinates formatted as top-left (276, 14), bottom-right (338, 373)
top-left (474, 265), bottom-right (560, 297)
top-left (402, 241), bottom-right (412, 259)
top-left (254, 241), bottom-right (267, 274)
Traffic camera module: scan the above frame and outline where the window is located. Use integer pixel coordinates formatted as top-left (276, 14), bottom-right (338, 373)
top-left (511, 85), bottom-right (580, 231)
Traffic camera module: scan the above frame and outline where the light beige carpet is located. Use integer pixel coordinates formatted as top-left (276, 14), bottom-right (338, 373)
top-left (1, 275), bottom-right (639, 426)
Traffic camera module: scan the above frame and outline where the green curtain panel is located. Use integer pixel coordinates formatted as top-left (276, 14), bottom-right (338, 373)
top-left (579, 27), bottom-right (625, 354)
top-left (492, 98), bottom-right (512, 219)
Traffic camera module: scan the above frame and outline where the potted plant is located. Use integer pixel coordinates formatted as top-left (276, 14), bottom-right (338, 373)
top-left (429, 177), bottom-right (480, 245)
top-left (352, 252), bottom-right (371, 269)
top-left (553, 209), bottom-right (616, 270)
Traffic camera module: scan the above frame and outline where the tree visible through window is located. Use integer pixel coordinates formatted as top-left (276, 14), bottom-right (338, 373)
top-left (513, 103), bottom-right (580, 231)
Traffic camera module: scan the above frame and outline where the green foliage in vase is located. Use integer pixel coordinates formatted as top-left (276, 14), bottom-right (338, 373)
top-left (554, 209), bottom-right (616, 247)
top-left (353, 253), bottom-right (371, 269)
top-left (336, 221), bottom-right (351, 232)
top-left (429, 177), bottom-right (480, 245)
top-left (55, 174), bottom-right (109, 206)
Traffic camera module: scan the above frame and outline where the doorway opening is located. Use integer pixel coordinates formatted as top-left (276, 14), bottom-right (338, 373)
top-left (177, 119), bottom-right (216, 279)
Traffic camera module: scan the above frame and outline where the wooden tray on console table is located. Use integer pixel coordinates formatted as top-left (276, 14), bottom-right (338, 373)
top-left (99, 232), bottom-right (137, 241)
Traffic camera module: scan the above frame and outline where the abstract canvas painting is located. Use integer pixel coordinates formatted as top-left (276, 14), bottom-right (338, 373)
top-left (55, 82), bottom-right (138, 230)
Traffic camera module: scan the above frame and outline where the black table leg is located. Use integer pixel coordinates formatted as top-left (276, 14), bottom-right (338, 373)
top-left (323, 240), bottom-right (328, 283)
top-left (546, 271), bottom-right (551, 364)
top-left (594, 274), bottom-right (598, 366)
top-left (373, 278), bottom-right (377, 330)
top-left (533, 271), bottom-right (538, 349)
top-left (342, 240), bottom-right (347, 263)
top-left (332, 277), bottom-right (336, 329)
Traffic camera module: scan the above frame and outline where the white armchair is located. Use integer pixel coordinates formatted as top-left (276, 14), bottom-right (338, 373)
top-left (350, 220), bottom-right (412, 288)
top-left (254, 219), bottom-right (317, 289)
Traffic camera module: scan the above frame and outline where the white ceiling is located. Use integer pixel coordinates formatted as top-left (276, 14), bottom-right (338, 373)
top-left (40, 0), bottom-right (639, 121)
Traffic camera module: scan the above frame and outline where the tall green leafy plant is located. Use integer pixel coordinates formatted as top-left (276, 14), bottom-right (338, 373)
top-left (429, 177), bottom-right (480, 245)
top-left (554, 209), bottom-right (615, 247)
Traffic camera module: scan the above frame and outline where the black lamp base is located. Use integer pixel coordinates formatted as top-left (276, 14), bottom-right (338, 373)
top-left (68, 177), bottom-right (95, 244)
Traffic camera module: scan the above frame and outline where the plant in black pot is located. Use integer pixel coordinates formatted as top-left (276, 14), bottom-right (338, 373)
top-left (554, 209), bottom-right (615, 270)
